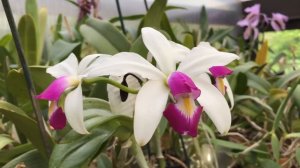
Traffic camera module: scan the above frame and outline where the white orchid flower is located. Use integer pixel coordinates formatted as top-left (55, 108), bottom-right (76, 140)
top-left (88, 27), bottom-right (239, 146)
top-left (36, 53), bottom-right (105, 134)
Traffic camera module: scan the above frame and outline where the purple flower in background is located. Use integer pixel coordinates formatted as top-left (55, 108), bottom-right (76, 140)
top-left (270, 13), bottom-right (289, 31)
top-left (238, 4), bottom-right (261, 27)
top-left (237, 4), bottom-right (262, 40)
top-left (77, 0), bottom-right (99, 20)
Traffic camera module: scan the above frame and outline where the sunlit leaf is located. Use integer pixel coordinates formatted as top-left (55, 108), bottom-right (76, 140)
top-left (271, 133), bottom-right (280, 161)
top-left (255, 40), bottom-right (268, 66)
top-left (0, 134), bottom-right (14, 150)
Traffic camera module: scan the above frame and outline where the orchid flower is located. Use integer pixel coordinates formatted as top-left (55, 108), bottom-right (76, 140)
top-left (270, 13), bottom-right (288, 31)
top-left (237, 4), bottom-right (266, 40)
top-left (36, 53), bottom-right (102, 134)
top-left (90, 27), bottom-right (239, 145)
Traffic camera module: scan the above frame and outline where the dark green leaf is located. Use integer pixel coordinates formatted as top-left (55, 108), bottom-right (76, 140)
top-left (207, 28), bottom-right (233, 43)
top-left (130, 36), bottom-right (148, 58)
top-left (259, 159), bottom-right (281, 168)
top-left (49, 40), bottom-right (80, 63)
top-left (109, 14), bottom-right (144, 23)
top-left (199, 6), bottom-right (208, 40)
top-left (143, 0), bottom-right (167, 28)
top-left (85, 18), bottom-right (131, 52)
top-left (80, 24), bottom-right (119, 54)
top-left (3, 150), bottom-right (48, 168)
top-left (49, 130), bottom-right (113, 168)
top-left (0, 101), bottom-right (53, 157)
top-left (0, 143), bottom-right (34, 166)
top-left (97, 153), bottom-right (112, 168)
top-left (274, 70), bottom-right (300, 88)
top-left (18, 15), bottom-right (38, 65)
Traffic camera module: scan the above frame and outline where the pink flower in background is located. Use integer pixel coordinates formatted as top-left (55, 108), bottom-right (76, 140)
top-left (238, 4), bottom-right (261, 27)
top-left (237, 3), bottom-right (288, 40)
top-left (270, 13), bottom-right (289, 31)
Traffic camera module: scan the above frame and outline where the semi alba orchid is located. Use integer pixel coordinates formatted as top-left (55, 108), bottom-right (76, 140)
top-left (36, 53), bottom-right (102, 134)
top-left (90, 27), bottom-right (239, 145)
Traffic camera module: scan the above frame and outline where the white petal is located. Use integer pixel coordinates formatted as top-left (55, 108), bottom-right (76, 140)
top-left (47, 53), bottom-right (78, 78)
top-left (64, 84), bottom-right (89, 134)
top-left (224, 78), bottom-right (234, 109)
top-left (134, 80), bottom-right (169, 146)
top-left (107, 75), bottom-right (141, 117)
top-left (78, 54), bottom-right (111, 75)
top-left (141, 27), bottom-right (176, 74)
top-left (194, 77), bottom-right (231, 134)
top-left (169, 41), bottom-right (190, 62)
top-left (178, 42), bottom-right (239, 77)
top-left (88, 52), bottom-right (165, 80)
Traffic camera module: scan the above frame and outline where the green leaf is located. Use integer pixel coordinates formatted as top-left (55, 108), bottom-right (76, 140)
top-left (80, 24), bottom-right (118, 54)
top-left (109, 14), bottom-right (144, 23)
top-left (235, 95), bottom-right (274, 115)
top-left (233, 61), bottom-right (258, 73)
top-left (207, 28), bottom-right (233, 43)
top-left (161, 13), bottom-right (178, 42)
top-left (199, 6), bottom-right (208, 39)
top-left (54, 14), bottom-right (63, 41)
top-left (85, 18), bottom-right (131, 52)
top-left (271, 133), bottom-right (280, 161)
top-left (0, 101), bottom-right (53, 157)
top-left (18, 15), bottom-right (38, 65)
top-left (49, 130), bottom-right (113, 168)
top-left (37, 8), bottom-right (48, 63)
top-left (212, 139), bottom-right (267, 154)
top-left (48, 40), bottom-right (80, 63)
top-left (293, 85), bottom-right (300, 109)
top-left (296, 148), bottom-right (300, 166)
top-left (0, 34), bottom-right (12, 46)
top-left (246, 72), bottom-right (271, 94)
top-left (284, 132), bottom-right (300, 139)
top-left (97, 153), bottom-right (112, 168)
top-left (0, 143), bottom-right (34, 166)
top-left (183, 34), bottom-right (194, 49)
top-left (259, 159), bottom-right (281, 168)
top-left (130, 36), bottom-right (148, 58)
top-left (3, 150), bottom-right (48, 168)
top-left (0, 134), bottom-right (14, 150)
top-left (275, 70), bottom-right (300, 88)
top-left (231, 72), bottom-right (248, 94)
top-left (143, 0), bottom-right (167, 28)
top-left (25, 0), bottom-right (39, 25)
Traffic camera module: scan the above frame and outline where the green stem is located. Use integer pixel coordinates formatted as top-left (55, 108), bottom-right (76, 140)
top-left (153, 130), bottom-right (166, 168)
top-left (83, 77), bottom-right (139, 94)
top-left (130, 137), bottom-right (149, 168)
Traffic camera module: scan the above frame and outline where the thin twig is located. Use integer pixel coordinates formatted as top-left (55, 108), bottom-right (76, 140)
top-left (165, 154), bottom-right (188, 168)
top-left (225, 132), bottom-right (250, 144)
top-left (244, 116), bottom-right (267, 133)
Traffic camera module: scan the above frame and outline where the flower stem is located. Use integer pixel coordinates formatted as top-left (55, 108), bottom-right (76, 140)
top-left (82, 77), bottom-right (139, 94)
top-left (130, 137), bottom-right (149, 168)
top-left (153, 130), bottom-right (166, 168)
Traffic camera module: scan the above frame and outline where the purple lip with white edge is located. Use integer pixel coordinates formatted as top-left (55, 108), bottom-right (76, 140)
top-left (164, 71), bottom-right (202, 136)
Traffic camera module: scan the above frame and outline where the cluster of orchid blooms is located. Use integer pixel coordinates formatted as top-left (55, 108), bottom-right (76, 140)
top-left (37, 27), bottom-right (239, 146)
top-left (237, 4), bottom-right (288, 40)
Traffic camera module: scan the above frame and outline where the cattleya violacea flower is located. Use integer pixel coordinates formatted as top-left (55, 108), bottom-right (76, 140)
top-left (36, 53), bottom-right (102, 134)
top-left (89, 27), bottom-right (239, 145)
